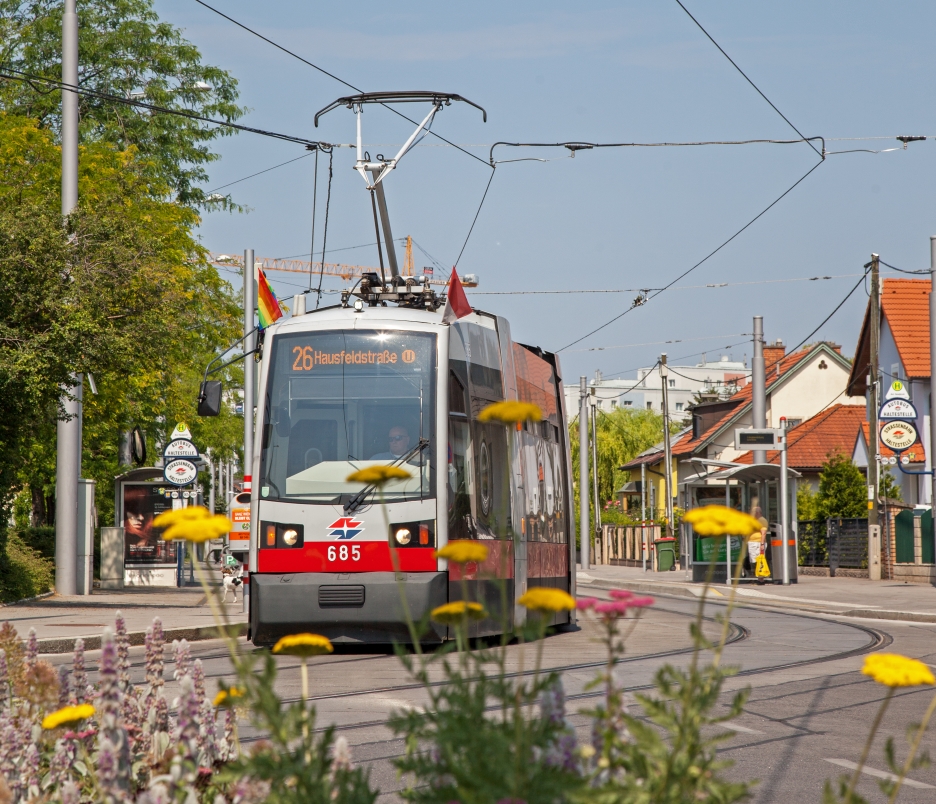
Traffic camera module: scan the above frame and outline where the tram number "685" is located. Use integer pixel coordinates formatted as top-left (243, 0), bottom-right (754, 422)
top-left (327, 545), bottom-right (361, 562)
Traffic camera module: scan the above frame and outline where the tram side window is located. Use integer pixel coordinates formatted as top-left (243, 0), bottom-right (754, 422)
top-left (448, 372), bottom-right (473, 539)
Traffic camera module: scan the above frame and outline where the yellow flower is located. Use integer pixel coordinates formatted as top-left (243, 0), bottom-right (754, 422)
top-left (162, 514), bottom-right (232, 543)
top-left (153, 506), bottom-right (211, 528)
top-left (42, 703), bottom-right (95, 730)
top-left (430, 601), bottom-right (487, 625)
top-left (213, 687), bottom-right (245, 707)
top-left (862, 653), bottom-right (936, 687)
top-left (346, 465), bottom-right (412, 485)
top-left (478, 401), bottom-right (542, 424)
top-left (683, 505), bottom-right (762, 537)
top-left (518, 587), bottom-right (576, 612)
top-left (272, 633), bottom-right (334, 658)
top-left (434, 542), bottom-right (489, 564)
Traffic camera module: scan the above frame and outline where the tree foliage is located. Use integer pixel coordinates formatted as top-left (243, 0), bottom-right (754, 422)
top-left (0, 112), bottom-right (242, 565)
top-left (816, 451), bottom-right (867, 519)
top-left (0, 0), bottom-right (246, 208)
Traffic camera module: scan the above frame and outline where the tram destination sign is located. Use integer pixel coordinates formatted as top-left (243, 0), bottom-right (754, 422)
top-left (879, 420), bottom-right (918, 453)
top-left (879, 398), bottom-right (917, 421)
top-left (734, 428), bottom-right (785, 451)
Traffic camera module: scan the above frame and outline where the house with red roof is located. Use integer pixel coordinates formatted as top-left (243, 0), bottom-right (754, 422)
top-left (621, 340), bottom-right (862, 513)
top-left (847, 277), bottom-right (932, 504)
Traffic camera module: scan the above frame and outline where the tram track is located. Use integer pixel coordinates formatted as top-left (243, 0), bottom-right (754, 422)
top-left (238, 593), bottom-right (889, 745)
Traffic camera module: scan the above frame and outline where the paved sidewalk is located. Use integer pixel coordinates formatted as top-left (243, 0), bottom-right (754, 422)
top-left (578, 564), bottom-right (936, 623)
top-left (0, 569), bottom-right (246, 654)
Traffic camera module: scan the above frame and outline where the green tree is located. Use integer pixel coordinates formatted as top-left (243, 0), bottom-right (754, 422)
top-left (0, 114), bottom-right (242, 590)
top-left (816, 452), bottom-right (867, 519)
top-left (570, 407), bottom-right (675, 535)
top-left (0, 0), bottom-right (246, 208)
top-left (796, 483), bottom-right (820, 521)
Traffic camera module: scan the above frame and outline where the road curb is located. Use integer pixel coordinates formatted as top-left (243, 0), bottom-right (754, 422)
top-left (582, 578), bottom-right (936, 624)
top-left (36, 623), bottom-right (247, 655)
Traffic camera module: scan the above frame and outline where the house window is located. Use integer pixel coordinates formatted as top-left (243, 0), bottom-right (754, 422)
top-left (668, 379), bottom-right (676, 388)
top-left (646, 402), bottom-right (653, 410)
top-left (783, 418), bottom-right (802, 429)
top-left (610, 400), bottom-right (617, 409)
top-left (623, 400), bottom-right (632, 407)
top-left (676, 402), bottom-right (684, 411)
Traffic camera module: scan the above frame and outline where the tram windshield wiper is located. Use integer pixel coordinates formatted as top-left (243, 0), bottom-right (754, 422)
top-left (344, 438), bottom-right (430, 514)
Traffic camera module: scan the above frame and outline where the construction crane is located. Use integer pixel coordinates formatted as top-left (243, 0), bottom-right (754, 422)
top-left (210, 236), bottom-right (477, 286)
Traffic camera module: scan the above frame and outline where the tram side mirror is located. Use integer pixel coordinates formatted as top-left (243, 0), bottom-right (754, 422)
top-left (197, 380), bottom-right (222, 417)
top-left (274, 403), bottom-right (290, 437)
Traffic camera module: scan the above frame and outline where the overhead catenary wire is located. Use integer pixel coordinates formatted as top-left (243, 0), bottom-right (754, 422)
top-left (191, 0), bottom-right (492, 170)
top-left (454, 168), bottom-right (496, 269)
top-left (556, 158), bottom-right (824, 352)
top-left (207, 152), bottom-right (313, 195)
top-left (673, 0), bottom-right (822, 159)
top-left (0, 66), bottom-right (325, 147)
top-left (879, 260), bottom-right (928, 276)
top-left (566, 332), bottom-right (751, 353)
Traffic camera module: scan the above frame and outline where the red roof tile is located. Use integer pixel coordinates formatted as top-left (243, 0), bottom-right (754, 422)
top-left (672, 347), bottom-right (815, 456)
top-left (882, 278), bottom-right (932, 379)
top-left (735, 404), bottom-right (865, 470)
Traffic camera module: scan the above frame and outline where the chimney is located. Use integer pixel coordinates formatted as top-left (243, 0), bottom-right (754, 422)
top-left (763, 338), bottom-right (786, 370)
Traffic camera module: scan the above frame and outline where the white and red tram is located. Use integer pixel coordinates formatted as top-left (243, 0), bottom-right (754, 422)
top-left (246, 279), bottom-right (577, 644)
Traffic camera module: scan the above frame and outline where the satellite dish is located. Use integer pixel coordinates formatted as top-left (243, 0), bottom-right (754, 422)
top-left (131, 427), bottom-right (147, 466)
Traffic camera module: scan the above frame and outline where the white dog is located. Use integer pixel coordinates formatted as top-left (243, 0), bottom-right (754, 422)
top-left (220, 565), bottom-right (243, 603)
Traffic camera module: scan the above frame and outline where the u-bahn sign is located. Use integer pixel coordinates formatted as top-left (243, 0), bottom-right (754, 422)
top-left (879, 420), bottom-right (918, 452)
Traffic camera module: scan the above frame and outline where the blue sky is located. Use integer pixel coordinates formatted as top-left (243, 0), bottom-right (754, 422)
top-left (156, 0), bottom-right (936, 384)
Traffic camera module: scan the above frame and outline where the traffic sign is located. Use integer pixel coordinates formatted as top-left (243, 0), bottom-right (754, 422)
top-left (879, 398), bottom-right (917, 420)
top-left (170, 422), bottom-right (193, 441)
top-left (164, 458), bottom-right (198, 486)
top-left (884, 380), bottom-right (910, 401)
top-left (879, 420), bottom-right (918, 452)
top-left (163, 439), bottom-right (199, 459)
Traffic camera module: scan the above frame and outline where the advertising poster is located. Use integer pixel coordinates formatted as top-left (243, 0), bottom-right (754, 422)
top-left (123, 483), bottom-right (181, 567)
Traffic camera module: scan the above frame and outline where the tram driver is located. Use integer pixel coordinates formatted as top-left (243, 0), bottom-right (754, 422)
top-left (371, 425), bottom-right (416, 463)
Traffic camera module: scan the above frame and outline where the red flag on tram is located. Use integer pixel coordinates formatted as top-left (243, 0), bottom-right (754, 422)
top-left (442, 267), bottom-right (472, 325)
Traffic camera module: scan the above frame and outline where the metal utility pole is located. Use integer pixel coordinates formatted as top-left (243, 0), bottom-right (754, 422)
top-left (244, 250), bottom-right (256, 496)
top-left (868, 254), bottom-right (881, 579)
top-left (55, 0), bottom-right (80, 596)
top-left (751, 316), bottom-right (766, 464)
top-left (930, 238), bottom-right (936, 540)
top-left (779, 426), bottom-right (791, 585)
top-left (641, 461), bottom-right (647, 571)
top-left (660, 355), bottom-right (674, 541)
top-left (579, 376), bottom-right (590, 569)
top-left (590, 388), bottom-right (601, 561)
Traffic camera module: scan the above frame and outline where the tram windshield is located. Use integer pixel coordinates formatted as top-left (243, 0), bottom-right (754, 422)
top-left (259, 329), bottom-right (436, 504)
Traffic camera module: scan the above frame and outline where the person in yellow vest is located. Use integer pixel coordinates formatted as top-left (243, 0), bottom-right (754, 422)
top-left (748, 506), bottom-right (770, 584)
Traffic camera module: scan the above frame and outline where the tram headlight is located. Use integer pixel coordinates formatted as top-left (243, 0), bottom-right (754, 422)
top-left (394, 527), bottom-right (412, 545)
top-left (353, 299), bottom-right (364, 312)
top-left (282, 528), bottom-right (299, 546)
top-left (390, 521), bottom-right (434, 547)
top-left (260, 521), bottom-right (304, 549)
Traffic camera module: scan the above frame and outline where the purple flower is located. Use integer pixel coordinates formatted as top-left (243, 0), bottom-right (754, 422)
top-left (115, 611), bottom-right (131, 689)
top-left (25, 627), bottom-right (38, 670)
top-left (58, 663), bottom-right (71, 708)
top-left (172, 639), bottom-right (192, 681)
top-left (176, 675), bottom-right (201, 763)
top-left (0, 649), bottom-right (8, 708)
top-left (61, 780), bottom-right (80, 804)
top-left (72, 638), bottom-right (88, 705)
top-left (98, 629), bottom-right (121, 727)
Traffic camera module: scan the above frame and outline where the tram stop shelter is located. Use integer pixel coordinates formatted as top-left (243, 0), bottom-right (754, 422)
top-left (678, 462), bottom-right (800, 584)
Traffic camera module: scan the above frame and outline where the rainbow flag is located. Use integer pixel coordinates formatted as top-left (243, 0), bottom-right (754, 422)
top-left (256, 267), bottom-right (283, 329)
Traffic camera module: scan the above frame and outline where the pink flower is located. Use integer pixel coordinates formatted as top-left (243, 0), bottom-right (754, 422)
top-left (575, 597), bottom-right (598, 610)
top-left (608, 589), bottom-right (634, 601)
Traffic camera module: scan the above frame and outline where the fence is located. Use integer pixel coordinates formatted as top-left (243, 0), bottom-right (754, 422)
top-left (797, 518), bottom-right (868, 576)
top-left (594, 525), bottom-right (662, 567)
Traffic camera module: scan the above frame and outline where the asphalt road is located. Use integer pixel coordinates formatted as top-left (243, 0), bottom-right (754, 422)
top-left (47, 592), bottom-right (936, 803)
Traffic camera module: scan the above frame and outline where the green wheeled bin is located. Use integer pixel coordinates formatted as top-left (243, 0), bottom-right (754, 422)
top-left (654, 537), bottom-right (677, 572)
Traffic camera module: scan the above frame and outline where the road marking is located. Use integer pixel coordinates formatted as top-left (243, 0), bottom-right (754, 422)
top-left (722, 722), bottom-right (764, 734)
top-left (823, 759), bottom-right (935, 789)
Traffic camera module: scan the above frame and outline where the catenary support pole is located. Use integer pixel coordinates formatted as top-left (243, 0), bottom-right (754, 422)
top-left (780, 429), bottom-right (790, 585)
top-left (590, 388), bottom-right (601, 563)
top-left (868, 254), bottom-right (881, 580)
top-left (661, 355), bottom-right (674, 543)
top-left (244, 249), bottom-right (256, 499)
top-left (752, 316), bottom-right (766, 464)
top-left (930, 238), bottom-right (936, 545)
top-left (641, 462), bottom-right (647, 571)
top-left (55, 0), bottom-right (80, 596)
top-left (579, 376), bottom-right (590, 570)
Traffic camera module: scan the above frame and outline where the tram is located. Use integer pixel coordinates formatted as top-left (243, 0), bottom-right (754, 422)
top-left (245, 279), bottom-right (576, 644)
top-left (202, 91), bottom-right (576, 644)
